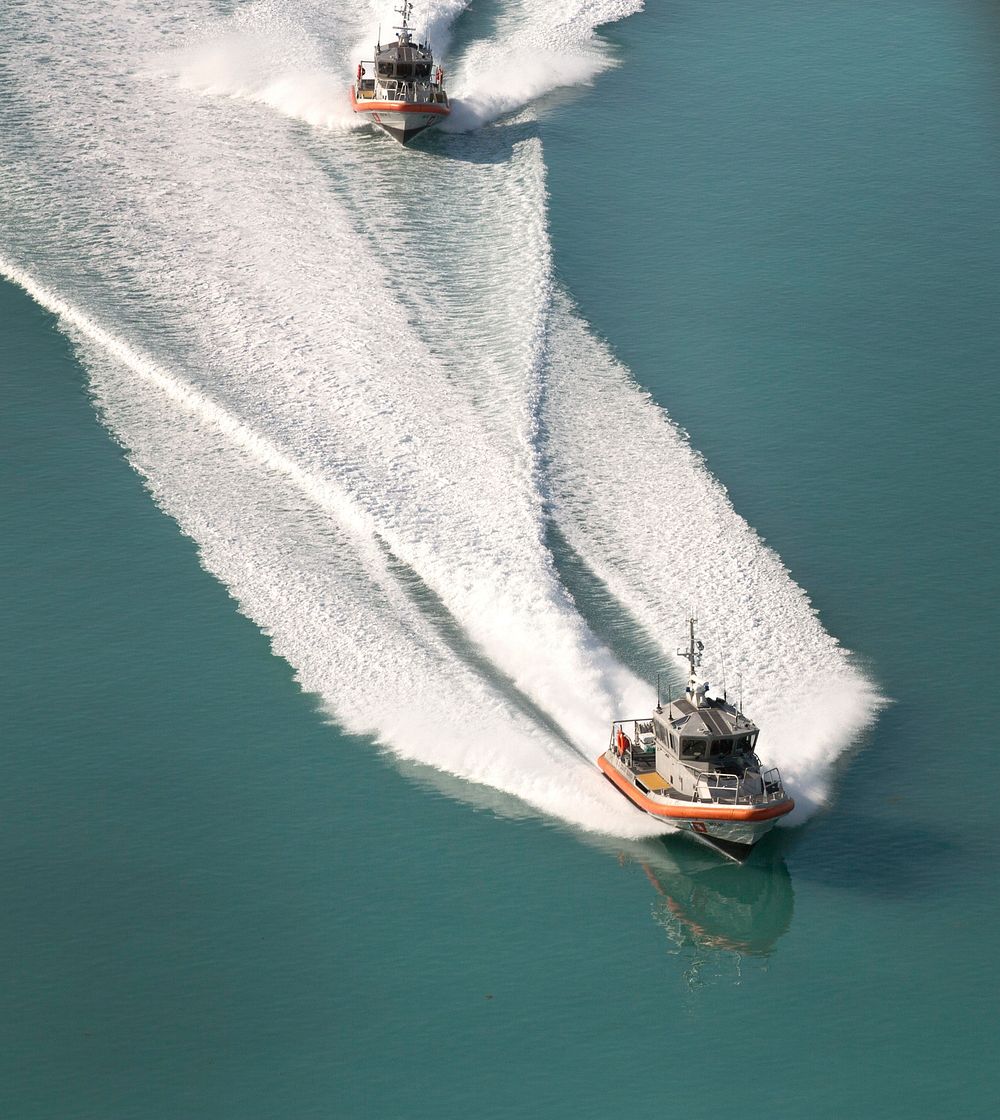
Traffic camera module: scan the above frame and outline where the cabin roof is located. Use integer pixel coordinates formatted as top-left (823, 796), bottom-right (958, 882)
top-left (656, 695), bottom-right (757, 738)
top-left (377, 42), bottom-right (432, 62)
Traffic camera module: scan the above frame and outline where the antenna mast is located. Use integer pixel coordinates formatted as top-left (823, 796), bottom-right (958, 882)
top-left (394, 1), bottom-right (413, 40)
top-left (678, 617), bottom-right (707, 708)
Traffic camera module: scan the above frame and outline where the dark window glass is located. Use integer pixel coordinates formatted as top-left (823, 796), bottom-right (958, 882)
top-left (681, 738), bottom-right (705, 761)
top-left (396, 63), bottom-right (413, 78)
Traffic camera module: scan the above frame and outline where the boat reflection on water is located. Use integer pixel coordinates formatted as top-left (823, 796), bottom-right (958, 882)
top-left (386, 756), bottom-right (794, 985)
top-left (624, 836), bottom-right (795, 986)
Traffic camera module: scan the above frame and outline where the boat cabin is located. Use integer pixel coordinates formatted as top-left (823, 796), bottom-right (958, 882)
top-left (356, 40), bottom-right (446, 105)
top-left (375, 45), bottom-right (434, 81)
top-left (354, 2), bottom-right (448, 112)
top-left (648, 695), bottom-right (761, 799)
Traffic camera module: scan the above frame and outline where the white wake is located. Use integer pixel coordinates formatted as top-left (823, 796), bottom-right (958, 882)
top-left (0, 0), bottom-right (880, 836)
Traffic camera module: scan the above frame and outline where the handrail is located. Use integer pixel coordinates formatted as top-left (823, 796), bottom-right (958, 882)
top-left (761, 768), bottom-right (785, 799)
top-left (605, 728), bottom-right (788, 805)
top-left (608, 717), bottom-right (656, 753)
top-left (606, 748), bottom-right (788, 806)
top-left (365, 77), bottom-right (441, 104)
top-left (696, 773), bottom-right (741, 804)
top-left (695, 767), bottom-right (787, 805)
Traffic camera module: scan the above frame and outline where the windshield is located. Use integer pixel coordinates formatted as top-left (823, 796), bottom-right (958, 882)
top-left (680, 738), bottom-right (705, 761)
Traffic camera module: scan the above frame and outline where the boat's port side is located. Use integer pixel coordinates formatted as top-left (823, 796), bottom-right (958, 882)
top-left (599, 750), bottom-right (793, 822)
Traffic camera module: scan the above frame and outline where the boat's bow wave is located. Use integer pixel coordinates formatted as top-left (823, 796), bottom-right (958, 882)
top-left (146, 2), bottom-right (367, 131)
top-left (444, 0), bottom-right (644, 132)
top-left (152, 0), bottom-right (644, 137)
top-left (0, 256), bottom-right (663, 839)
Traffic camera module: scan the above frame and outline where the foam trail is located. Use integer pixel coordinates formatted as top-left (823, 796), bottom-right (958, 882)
top-left (0, 255), bottom-right (664, 838)
top-left (152, 2), bottom-right (471, 134)
top-left (156, 0), bottom-right (641, 137)
top-left (443, 0), bottom-right (643, 132)
top-left (0, 259), bottom-right (373, 539)
top-left (1, 0), bottom-right (651, 756)
top-left (0, 0), bottom-right (880, 834)
top-left (542, 294), bottom-right (884, 813)
top-left (150, 1), bottom-right (370, 131)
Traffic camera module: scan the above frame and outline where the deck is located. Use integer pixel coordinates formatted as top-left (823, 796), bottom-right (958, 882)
top-left (636, 771), bottom-right (672, 793)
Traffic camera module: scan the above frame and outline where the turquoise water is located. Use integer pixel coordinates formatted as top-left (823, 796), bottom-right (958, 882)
top-left (3, 1), bottom-right (1000, 1117)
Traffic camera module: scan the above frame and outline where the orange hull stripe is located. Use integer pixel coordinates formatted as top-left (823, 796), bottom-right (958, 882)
top-left (349, 89), bottom-right (450, 115)
top-left (597, 756), bottom-right (795, 822)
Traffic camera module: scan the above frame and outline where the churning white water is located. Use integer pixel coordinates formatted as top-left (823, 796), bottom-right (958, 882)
top-left (0, 0), bottom-right (880, 835)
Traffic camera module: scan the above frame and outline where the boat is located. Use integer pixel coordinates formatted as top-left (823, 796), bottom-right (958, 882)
top-left (597, 620), bottom-right (795, 861)
top-left (350, 2), bottom-right (450, 145)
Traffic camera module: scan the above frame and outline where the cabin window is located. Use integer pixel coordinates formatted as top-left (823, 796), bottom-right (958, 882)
top-left (680, 738), bottom-right (705, 761)
top-left (654, 722), bottom-right (665, 744)
top-left (669, 732), bottom-right (679, 754)
top-left (416, 63), bottom-right (431, 78)
top-left (377, 62), bottom-right (392, 76)
top-left (709, 739), bottom-right (733, 759)
top-left (395, 63), bottom-right (413, 78)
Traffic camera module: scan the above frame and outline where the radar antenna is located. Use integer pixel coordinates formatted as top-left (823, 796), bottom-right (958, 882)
top-left (394, 1), bottom-right (414, 40)
top-left (678, 617), bottom-right (708, 707)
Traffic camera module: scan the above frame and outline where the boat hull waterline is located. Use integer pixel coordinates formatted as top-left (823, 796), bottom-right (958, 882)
top-left (598, 753), bottom-right (794, 857)
top-left (349, 88), bottom-right (448, 145)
